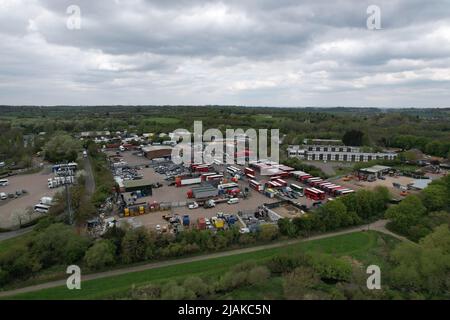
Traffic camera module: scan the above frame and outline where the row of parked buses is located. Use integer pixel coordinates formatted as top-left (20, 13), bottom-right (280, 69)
top-left (292, 171), bottom-right (355, 198)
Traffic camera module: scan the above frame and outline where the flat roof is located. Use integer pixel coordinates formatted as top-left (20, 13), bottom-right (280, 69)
top-left (123, 180), bottom-right (153, 189)
top-left (411, 179), bottom-right (432, 190)
top-left (142, 145), bottom-right (173, 152)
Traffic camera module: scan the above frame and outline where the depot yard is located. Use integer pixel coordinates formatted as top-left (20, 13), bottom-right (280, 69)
top-left (108, 151), bottom-right (336, 232)
top-left (0, 166), bottom-right (61, 229)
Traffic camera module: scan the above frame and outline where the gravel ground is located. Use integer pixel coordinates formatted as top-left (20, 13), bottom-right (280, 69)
top-left (334, 175), bottom-right (417, 197)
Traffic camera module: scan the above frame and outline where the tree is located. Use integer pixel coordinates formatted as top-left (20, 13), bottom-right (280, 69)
top-left (421, 184), bottom-right (448, 212)
top-left (121, 227), bottom-right (155, 263)
top-left (277, 218), bottom-right (297, 237)
top-left (385, 195), bottom-right (427, 237)
top-left (390, 225), bottom-right (450, 295)
top-left (84, 240), bottom-right (116, 270)
top-left (342, 130), bottom-right (364, 146)
top-left (43, 133), bottom-right (80, 163)
top-left (257, 224), bottom-right (279, 242)
top-left (420, 224), bottom-right (450, 254)
top-left (31, 223), bottom-right (90, 267)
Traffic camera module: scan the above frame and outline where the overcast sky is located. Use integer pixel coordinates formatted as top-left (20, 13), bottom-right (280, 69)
top-left (0, 0), bottom-right (449, 107)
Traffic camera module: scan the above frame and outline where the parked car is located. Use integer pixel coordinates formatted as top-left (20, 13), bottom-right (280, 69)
top-left (227, 198), bottom-right (239, 204)
top-left (0, 192), bottom-right (7, 200)
top-left (188, 202), bottom-right (199, 209)
top-left (239, 227), bottom-right (250, 234)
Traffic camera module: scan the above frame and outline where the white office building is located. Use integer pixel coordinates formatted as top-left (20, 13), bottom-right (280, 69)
top-left (287, 145), bottom-right (397, 162)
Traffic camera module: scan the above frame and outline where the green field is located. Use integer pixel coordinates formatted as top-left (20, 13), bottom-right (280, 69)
top-left (3, 231), bottom-right (396, 300)
top-left (0, 233), bottom-right (32, 254)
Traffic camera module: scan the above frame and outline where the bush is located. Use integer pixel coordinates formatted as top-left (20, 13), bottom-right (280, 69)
top-left (257, 224), bottom-right (279, 242)
top-left (183, 276), bottom-right (210, 297)
top-left (247, 266), bottom-right (270, 285)
top-left (160, 281), bottom-right (196, 300)
top-left (267, 252), bottom-right (308, 274)
top-left (131, 283), bottom-right (162, 300)
top-left (283, 266), bottom-right (320, 300)
top-left (84, 240), bottom-right (116, 270)
top-left (307, 253), bottom-right (352, 283)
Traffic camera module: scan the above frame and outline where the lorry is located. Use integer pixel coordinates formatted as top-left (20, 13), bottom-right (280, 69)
top-left (187, 185), bottom-right (219, 199)
top-left (176, 176), bottom-right (202, 187)
top-left (40, 196), bottom-right (53, 206)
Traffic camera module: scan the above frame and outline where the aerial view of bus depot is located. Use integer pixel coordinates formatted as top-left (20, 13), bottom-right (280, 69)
top-left (1, 0), bottom-right (450, 304)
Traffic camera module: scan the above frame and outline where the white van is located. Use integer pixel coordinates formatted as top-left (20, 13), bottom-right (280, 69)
top-left (1, 192), bottom-right (8, 200)
top-left (0, 179), bottom-right (9, 187)
top-left (227, 198), bottom-right (240, 205)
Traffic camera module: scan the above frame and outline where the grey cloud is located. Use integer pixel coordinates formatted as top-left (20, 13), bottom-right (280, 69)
top-left (0, 0), bottom-right (449, 107)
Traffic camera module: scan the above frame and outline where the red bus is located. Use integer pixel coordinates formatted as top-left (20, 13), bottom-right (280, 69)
top-left (323, 184), bottom-right (338, 192)
top-left (206, 174), bottom-right (223, 181)
top-left (310, 179), bottom-right (324, 187)
top-left (305, 188), bottom-right (325, 200)
top-left (246, 173), bottom-right (256, 180)
top-left (275, 179), bottom-right (287, 187)
top-left (249, 179), bottom-right (263, 192)
top-left (266, 181), bottom-right (282, 189)
top-left (299, 174), bottom-right (312, 182)
top-left (327, 185), bottom-right (343, 194)
top-left (279, 171), bottom-right (291, 178)
top-left (270, 175), bottom-right (282, 181)
top-left (317, 182), bottom-right (333, 189)
top-left (245, 167), bottom-right (255, 177)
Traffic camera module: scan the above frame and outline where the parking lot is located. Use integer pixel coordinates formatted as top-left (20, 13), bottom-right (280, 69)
top-left (0, 166), bottom-right (62, 229)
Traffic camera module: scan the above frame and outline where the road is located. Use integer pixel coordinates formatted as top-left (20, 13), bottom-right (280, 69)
top-left (0, 225), bottom-right (34, 241)
top-left (83, 156), bottom-right (95, 197)
top-left (0, 219), bottom-right (408, 298)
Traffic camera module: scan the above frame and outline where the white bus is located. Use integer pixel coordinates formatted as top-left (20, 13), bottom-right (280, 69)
top-left (226, 166), bottom-right (240, 175)
top-left (34, 203), bottom-right (51, 213)
top-left (290, 183), bottom-right (304, 193)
